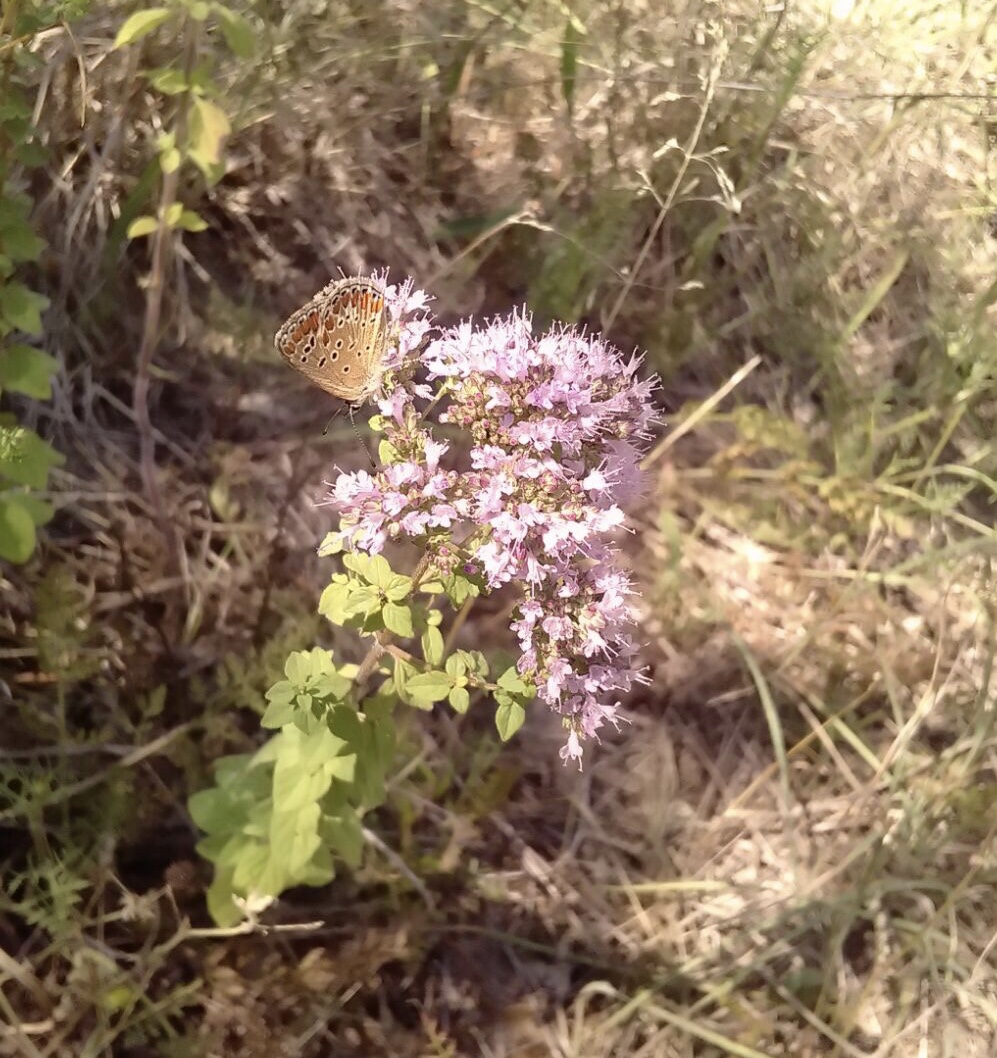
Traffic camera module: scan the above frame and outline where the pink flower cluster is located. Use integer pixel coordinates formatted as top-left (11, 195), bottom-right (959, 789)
top-left (328, 278), bottom-right (656, 763)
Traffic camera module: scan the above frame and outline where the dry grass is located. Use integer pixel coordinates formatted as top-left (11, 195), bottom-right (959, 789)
top-left (2, 0), bottom-right (996, 1055)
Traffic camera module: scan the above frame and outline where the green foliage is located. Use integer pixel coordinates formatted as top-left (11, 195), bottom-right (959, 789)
top-left (113, 0), bottom-right (255, 241)
top-left (527, 189), bottom-right (637, 326)
top-left (0, 10), bottom-right (64, 563)
top-left (189, 644), bottom-right (394, 926)
top-left (494, 666), bottom-right (533, 740)
top-left (192, 544), bottom-right (537, 923)
top-left (4, 848), bottom-right (90, 937)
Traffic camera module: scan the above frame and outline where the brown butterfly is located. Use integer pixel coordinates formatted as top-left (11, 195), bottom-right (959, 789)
top-left (274, 277), bottom-right (388, 404)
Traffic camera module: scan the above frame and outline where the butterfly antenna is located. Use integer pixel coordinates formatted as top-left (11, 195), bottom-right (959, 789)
top-left (349, 404), bottom-right (377, 469)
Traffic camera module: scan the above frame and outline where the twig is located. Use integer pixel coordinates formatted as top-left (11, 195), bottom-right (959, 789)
top-left (604, 44), bottom-right (725, 332)
top-left (642, 354), bottom-right (761, 468)
top-left (361, 825), bottom-right (435, 909)
top-left (183, 918), bottom-right (325, 940)
top-left (132, 20), bottom-right (198, 582)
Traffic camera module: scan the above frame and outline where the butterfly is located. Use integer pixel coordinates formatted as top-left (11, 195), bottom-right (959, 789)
top-left (274, 276), bottom-right (388, 404)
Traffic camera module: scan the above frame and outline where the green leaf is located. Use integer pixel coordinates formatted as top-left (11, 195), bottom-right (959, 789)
top-left (265, 679), bottom-right (295, 706)
top-left (391, 656), bottom-right (415, 705)
top-left (406, 671), bottom-right (452, 709)
top-left (188, 97), bottom-right (230, 176)
top-left (188, 786), bottom-right (237, 836)
top-left (11, 493), bottom-right (53, 527)
top-left (127, 215), bottom-right (159, 239)
top-left (0, 95), bottom-right (31, 122)
top-left (421, 625), bottom-right (444, 667)
top-left (185, 0), bottom-right (211, 19)
top-left (284, 652), bottom-right (310, 687)
top-left (366, 554), bottom-right (393, 589)
top-left (204, 865), bottom-right (242, 927)
top-left (0, 282), bottom-right (48, 335)
top-left (441, 570), bottom-right (481, 607)
top-left (215, 5), bottom-right (255, 57)
top-left (318, 578), bottom-right (351, 623)
top-left (342, 584), bottom-right (381, 617)
top-left (326, 704), bottom-right (361, 743)
top-left (271, 724), bottom-right (351, 813)
top-left (146, 66), bottom-right (189, 95)
top-left (495, 699), bottom-right (526, 741)
top-left (384, 573), bottom-right (412, 601)
top-left (283, 647), bottom-right (333, 687)
top-left (260, 695), bottom-right (297, 730)
top-left (230, 838), bottom-right (272, 892)
top-left (453, 649), bottom-right (488, 678)
top-left (497, 666), bottom-right (533, 698)
top-left (560, 17), bottom-right (581, 118)
top-left (378, 438), bottom-right (400, 464)
top-left (113, 7), bottom-right (173, 48)
top-left (188, 753), bottom-right (260, 834)
top-left (313, 670), bottom-right (352, 702)
top-left (273, 763), bottom-right (334, 813)
top-left (177, 209), bottom-right (208, 232)
top-left (448, 686), bottom-right (470, 714)
top-left (324, 811), bottom-right (364, 868)
top-left (382, 601), bottom-right (414, 638)
top-left (318, 532), bottom-right (343, 556)
top-left (325, 752), bottom-right (357, 785)
top-left (0, 344), bottom-right (57, 399)
top-left (0, 211), bottom-right (44, 263)
top-left (0, 495), bottom-right (37, 562)
top-left (15, 141), bottom-right (47, 168)
top-left (0, 424), bottom-right (64, 487)
top-left (342, 551), bottom-right (371, 577)
top-left (268, 812), bottom-right (323, 888)
top-left (346, 711), bottom-right (392, 808)
top-left (187, 61), bottom-right (220, 97)
top-left (445, 653), bottom-right (467, 679)
top-left (494, 665), bottom-right (534, 741)
top-left (144, 684), bottom-right (167, 718)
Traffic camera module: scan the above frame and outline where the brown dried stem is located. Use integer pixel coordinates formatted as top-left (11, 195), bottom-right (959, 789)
top-left (132, 18), bottom-right (198, 590)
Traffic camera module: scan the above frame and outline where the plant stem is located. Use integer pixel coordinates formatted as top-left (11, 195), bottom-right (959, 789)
top-left (132, 18), bottom-right (198, 587)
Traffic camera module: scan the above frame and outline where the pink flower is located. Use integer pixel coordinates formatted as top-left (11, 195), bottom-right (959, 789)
top-left (327, 278), bottom-right (657, 763)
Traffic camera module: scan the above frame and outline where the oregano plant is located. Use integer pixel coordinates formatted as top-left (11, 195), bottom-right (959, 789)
top-left (190, 275), bottom-right (657, 925)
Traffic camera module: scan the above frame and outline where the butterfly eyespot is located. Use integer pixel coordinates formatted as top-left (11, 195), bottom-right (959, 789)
top-left (343, 365), bottom-right (351, 374)
top-left (299, 355), bottom-right (307, 363)
top-left (331, 351), bottom-right (339, 361)
top-left (335, 339), bottom-right (343, 349)
top-left (317, 357), bottom-right (326, 367)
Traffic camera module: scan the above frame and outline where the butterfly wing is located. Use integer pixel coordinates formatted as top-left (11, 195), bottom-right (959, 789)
top-left (275, 279), bottom-right (388, 403)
